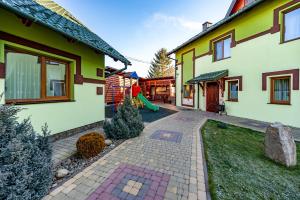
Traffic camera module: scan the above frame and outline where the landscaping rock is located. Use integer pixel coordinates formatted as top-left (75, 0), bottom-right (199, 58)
top-left (105, 139), bottom-right (113, 146)
top-left (265, 122), bottom-right (297, 167)
top-left (55, 168), bottom-right (69, 178)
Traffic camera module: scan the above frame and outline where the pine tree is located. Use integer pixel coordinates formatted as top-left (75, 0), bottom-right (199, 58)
top-left (147, 48), bottom-right (174, 78)
top-left (104, 97), bottom-right (144, 139)
top-left (0, 105), bottom-right (52, 200)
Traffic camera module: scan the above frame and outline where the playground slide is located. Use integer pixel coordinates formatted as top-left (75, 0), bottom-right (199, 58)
top-left (137, 93), bottom-right (159, 111)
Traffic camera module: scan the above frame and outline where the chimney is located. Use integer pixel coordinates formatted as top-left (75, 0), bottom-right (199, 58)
top-left (202, 22), bottom-right (213, 31)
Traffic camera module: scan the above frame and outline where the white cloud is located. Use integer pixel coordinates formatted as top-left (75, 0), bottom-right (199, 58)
top-left (146, 13), bottom-right (202, 31)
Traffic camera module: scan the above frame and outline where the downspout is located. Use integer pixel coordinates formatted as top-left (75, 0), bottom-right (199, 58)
top-left (106, 63), bottom-right (128, 78)
top-left (168, 56), bottom-right (177, 106)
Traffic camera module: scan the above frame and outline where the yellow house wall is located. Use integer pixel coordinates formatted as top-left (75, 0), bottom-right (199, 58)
top-left (0, 8), bottom-right (106, 134)
top-left (174, 0), bottom-right (300, 127)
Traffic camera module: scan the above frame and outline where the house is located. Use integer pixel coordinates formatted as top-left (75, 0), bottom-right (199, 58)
top-left (168, 0), bottom-right (300, 127)
top-left (0, 0), bottom-right (130, 137)
top-left (139, 76), bottom-right (175, 104)
top-left (105, 67), bottom-right (138, 104)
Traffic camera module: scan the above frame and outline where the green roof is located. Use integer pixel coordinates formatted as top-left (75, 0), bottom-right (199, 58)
top-left (0, 0), bottom-right (131, 65)
top-left (34, 0), bottom-right (85, 26)
top-left (168, 0), bottom-right (265, 55)
top-left (187, 70), bottom-right (228, 84)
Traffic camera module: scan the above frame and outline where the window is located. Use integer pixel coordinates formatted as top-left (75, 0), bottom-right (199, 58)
top-left (214, 37), bottom-right (232, 61)
top-left (183, 85), bottom-right (193, 99)
top-left (284, 7), bottom-right (300, 42)
top-left (270, 76), bottom-right (290, 104)
top-left (5, 49), bottom-right (70, 104)
top-left (228, 81), bottom-right (238, 101)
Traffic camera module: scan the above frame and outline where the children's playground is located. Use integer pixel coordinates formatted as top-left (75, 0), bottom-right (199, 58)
top-left (105, 71), bottom-right (177, 122)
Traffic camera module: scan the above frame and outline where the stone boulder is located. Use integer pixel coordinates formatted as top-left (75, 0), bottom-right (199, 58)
top-left (55, 168), bottom-right (69, 178)
top-left (265, 122), bottom-right (297, 167)
top-left (105, 139), bottom-right (113, 146)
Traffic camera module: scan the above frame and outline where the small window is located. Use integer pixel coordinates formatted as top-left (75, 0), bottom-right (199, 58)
top-left (271, 76), bottom-right (290, 105)
top-left (284, 7), bottom-right (300, 42)
top-left (46, 60), bottom-right (67, 97)
top-left (5, 49), bottom-right (70, 104)
top-left (183, 85), bottom-right (193, 99)
top-left (214, 37), bottom-right (232, 61)
top-left (228, 81), bottom-right (238, 101)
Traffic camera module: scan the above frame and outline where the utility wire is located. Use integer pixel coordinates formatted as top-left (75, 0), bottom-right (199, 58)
top-left (125, 56), bottom-right (175, 67)
top-left (125, 56), bottom-right (151, 64)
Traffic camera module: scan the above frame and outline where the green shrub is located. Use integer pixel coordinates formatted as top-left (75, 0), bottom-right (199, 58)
top-left (0, 105), bottom-right (52, 200)
top-left (104, 96), bottom-right (144, 139)
top-left (76, 132), bottom-right (106, 159)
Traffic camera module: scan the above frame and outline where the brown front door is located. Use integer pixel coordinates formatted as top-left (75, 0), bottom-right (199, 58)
top-left (206, 82), bottom-right (219, 113)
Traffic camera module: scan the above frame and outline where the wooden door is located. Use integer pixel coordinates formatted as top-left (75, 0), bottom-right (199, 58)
top-left (206, 82), bottom-right (219, 113)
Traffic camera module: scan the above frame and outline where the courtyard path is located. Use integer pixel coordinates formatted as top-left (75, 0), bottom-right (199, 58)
top-left (44, 110), bottom-right (208, 200)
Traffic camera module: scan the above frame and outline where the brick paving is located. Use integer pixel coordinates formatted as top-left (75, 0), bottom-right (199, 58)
top-left (48, 103), bottom-right (300, 200)
top-left (44, 110), bottom-right (207, 200)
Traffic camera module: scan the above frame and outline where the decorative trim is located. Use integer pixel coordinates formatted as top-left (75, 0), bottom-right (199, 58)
top-left (83, 78), bottom-right (106, 84)
top-left (181, 48), bottom-right (195, 107)
top-left (0, 31), bottom-right (83, 84)
top-left (262, 69), bottom-right (299, 91)
top-left (236, 28), bottom-right (272, 45)
top-left (195, 52), bottom-right (211, 60)
top-left (176, 62), bottom-right (183, 66)
top-left (97, 68), bottom-right (104, 77)
top-left (97, 87), bottom-right (103, 95)
top-left (272, 0), bottom-right (300, 34)
top-left (0, 63), bottom-right (5, 78)
top-left (19, 17), bottom-right (33, 27)
top-left (209, 30), bottom-right (236, 55)
top-left (224, 76), bottom-right (243, 91)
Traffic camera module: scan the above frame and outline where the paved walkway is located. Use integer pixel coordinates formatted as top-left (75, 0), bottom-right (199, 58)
top-left (45, 111), bottom-right (207, 200)
top-left (196, 111), bottom-right (300, 142)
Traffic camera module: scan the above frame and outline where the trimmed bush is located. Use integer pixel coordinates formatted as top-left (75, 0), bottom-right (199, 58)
top-left (104, 96), bottom-right (144, 139)
top-left (0, 105), bottom-right (52, 200)
top-left (76, 132), bottom-right (106, 159)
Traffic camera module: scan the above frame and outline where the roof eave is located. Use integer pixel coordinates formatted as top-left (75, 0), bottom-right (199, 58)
top-left (167, 0), bottom-right (265, 56)
top-left (0, 2), bottom-right (131, 65)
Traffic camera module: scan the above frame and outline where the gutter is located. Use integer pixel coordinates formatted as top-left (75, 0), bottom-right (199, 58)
top-left (106, 64), bottom-right (128, 78)
top-left (168, 0), bottom-right (265, 55)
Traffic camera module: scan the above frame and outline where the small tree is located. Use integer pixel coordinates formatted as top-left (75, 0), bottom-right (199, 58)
top-left (104, 97), bottom-right (144, 139)
top-left (148, 48), bottom-right (174, 78)
top-left (0, 105), bottom-right (52, 200)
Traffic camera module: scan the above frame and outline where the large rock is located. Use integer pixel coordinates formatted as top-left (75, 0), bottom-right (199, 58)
top-left (105, 139), bottom-right (113, 146)
top-left (265, 122), bottom-right (297, 167)
top-left (55, 168), bottom-right (69, 178)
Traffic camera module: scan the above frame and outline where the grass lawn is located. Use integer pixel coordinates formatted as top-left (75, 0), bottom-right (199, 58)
top-left (202, 120), bottom-right (300, 200)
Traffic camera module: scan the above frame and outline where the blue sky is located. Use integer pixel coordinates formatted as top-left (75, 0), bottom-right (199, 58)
top-left (55, 0), bottom-right (233, 77)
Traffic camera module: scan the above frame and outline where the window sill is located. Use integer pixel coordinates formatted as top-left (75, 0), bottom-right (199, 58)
top-left (268, 102), bottom-right (291, 106)
top-left (6, 99), bottom-right (75, 105)
top-left (227, 99), bottom-right (238, 102)
top-left (280, 36), bottom-right (300, 44)
top-left (213, 56), bottom-right (231, 63)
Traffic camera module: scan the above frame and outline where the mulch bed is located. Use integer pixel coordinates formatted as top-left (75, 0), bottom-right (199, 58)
top-left (51, 139), bottom-right (125, 190)
top-left (105, 105), bottom-right (177, 123)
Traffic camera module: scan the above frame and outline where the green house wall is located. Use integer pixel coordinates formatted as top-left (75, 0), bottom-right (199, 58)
top-left (174, 0), bottom-right (300, 127)
top-left (0, 8), bottom-right (106, 134)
